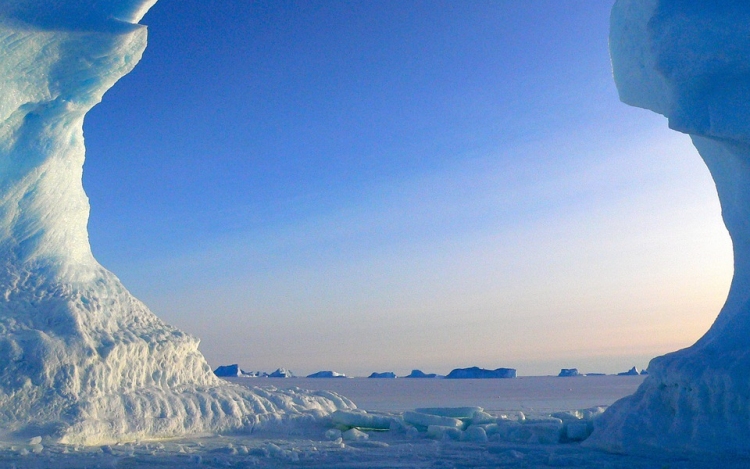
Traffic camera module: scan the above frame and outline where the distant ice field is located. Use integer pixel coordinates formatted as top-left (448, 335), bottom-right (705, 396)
top-left (227, 375), bottom-right (646, 414)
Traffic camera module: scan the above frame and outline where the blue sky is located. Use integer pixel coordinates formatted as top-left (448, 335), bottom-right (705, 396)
top-left (82, 0), bottom-right (732, 376)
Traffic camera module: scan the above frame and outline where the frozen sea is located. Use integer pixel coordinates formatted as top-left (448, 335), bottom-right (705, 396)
top-left (1, 375), bottom-right (746, 468)
top-left (228, 375), bottom-right (646, 415)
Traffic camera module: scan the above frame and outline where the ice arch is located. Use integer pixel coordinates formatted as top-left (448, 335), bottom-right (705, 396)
top-left (587, 0), bottom-right (750, 455)
top-left (0, 0), bottom-right (351, 444)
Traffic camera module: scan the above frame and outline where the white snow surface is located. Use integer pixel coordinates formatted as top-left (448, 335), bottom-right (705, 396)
top-left (0, 0), bottom-right (353, 445)
top-left (589, 0), bottom-right (750, 456)
top-left (0, 375), bottom-right (740, 467)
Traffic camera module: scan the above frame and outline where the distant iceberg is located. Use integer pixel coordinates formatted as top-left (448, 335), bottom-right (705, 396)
top-left (445, 367), bottom-right (516, 379)
top-left (213, 365), bottom-right (267, 378)
top-left (616, 367), bottom-right (640, 376)
top-left (368, 372), bottom-right (396, 379)
top-left (307, 371), bottom-right (346, 378)
top-left (403, 370), bottom-right (441, 378)
top-left (269, 368), bottom-right (295, 378)
top-left (214, 364), bottom-right (244, 377)
top-left (558, 369), bottom-right (580, 377)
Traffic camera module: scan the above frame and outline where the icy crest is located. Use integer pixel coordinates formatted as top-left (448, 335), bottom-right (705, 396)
top-left (0, 0), bottom-right (352, 444)
top-left (588, 0), bottom-right (750, 455)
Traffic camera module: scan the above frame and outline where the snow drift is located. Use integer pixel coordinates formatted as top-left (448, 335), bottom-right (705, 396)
top-left (588, 0), bottom-right (750, 455)
top-left (0, 0), bottom-right (352, 445)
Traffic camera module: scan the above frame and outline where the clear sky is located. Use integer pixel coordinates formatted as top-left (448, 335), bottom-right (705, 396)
top-left (81, 0), bottom-right (732, 377)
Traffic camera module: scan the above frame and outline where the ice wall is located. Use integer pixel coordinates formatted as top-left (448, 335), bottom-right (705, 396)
top-left (587, 0), bottom-right (750, 455)
top-left (0, 0), bottom-right (352, 444)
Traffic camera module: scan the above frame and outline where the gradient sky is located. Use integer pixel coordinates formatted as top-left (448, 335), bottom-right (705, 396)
top-left (81, 0), bottom-right (732, 377)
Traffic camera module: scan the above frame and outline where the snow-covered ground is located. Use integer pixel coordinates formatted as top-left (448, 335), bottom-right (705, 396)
top-left (0, 376), bottom-right (745, 468)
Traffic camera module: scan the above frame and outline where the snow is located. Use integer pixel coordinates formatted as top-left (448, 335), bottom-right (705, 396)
top-left (330, 410), bottom-right (392, 430)
top-left (0, 0), bottom-right (352, 445)
top-left (1, 0), bottom-right (746, 463)
top-left (0, 376), bottom-right (737, 468)
top-left (588, 0), bottom-right (750, 456)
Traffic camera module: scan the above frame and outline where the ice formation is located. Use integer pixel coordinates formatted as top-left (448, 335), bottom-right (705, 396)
top-left (307, 371), bottom-right (347, 378)
top-left (587, 0), bottom-right (750, 455)
top-left (0, 0), bottom-right (352, 444)
top-left (445, 367), bottom-right (516, 379)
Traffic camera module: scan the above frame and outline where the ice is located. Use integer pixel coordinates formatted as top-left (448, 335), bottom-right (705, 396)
top-left (269, 368), bottom-right (295, 378)
top-left (0, 0), bottom-right (353, 444)
top-left (445, 367), bottom-right (517, 379)
top-left (403, 369), bottom-right (440, 378)
top-left (462, 425), bottom-right (488, 442)
top-left (558, 368), bottom-right (580, 377)
top-left (213, 364), bottom-right (243, 377)
top-left (330, 410), bottom-right (392, 430)
top-left (587, 0), bottom-right (750, 455)
top-left (0, 385), bottom-right (715, 468)
top-left (402, 411), bottom-right (464, 429)
top-left (616, 366), bottom-right (640, 376)
top-left (368, 372), bottom-right (396, 378)
top-left (341, 428), bottom-right (369, 441)
top-left (307, 370), bottom-right (346, 378)
top-left (426, 425), bottom-right (462, 440)
top-left (414, 407), bottom-right (483, 419)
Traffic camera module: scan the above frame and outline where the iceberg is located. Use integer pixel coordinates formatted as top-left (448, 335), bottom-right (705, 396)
top-left (214, 364), bottom-right (244, 377)
top-left (445, 367), bottom-right (516, 379)
top-left (306, 371), bottom-right (346, 378)
top-left (0, 0), bottom-right (352, 445)
top-left (403, 369), bottom-right (440, 378)
top-left (368, 372), bottom-right (396, 379)
top-left (558, 368), bottom-right (580, 377)
top-left (587, 0), bottom-right (750, 455)
top-left (616, 367), bottom-right (640, 376)
top-left (269, 368), bottom-right (295, 378)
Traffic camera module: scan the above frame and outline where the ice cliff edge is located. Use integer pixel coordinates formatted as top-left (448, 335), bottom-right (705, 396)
top-left (0, 0), bottom-right (352, 445)
top-left (587, 0), bottom-right (750, 455)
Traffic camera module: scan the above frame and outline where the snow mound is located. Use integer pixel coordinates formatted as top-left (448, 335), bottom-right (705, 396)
top-left (588, 0), bottom-right (750, 455)
top-left (0, 0), bottom-right (353, 445)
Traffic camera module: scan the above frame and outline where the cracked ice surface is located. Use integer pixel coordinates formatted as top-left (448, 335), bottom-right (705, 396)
top-left (0, 0), bottom-right (352, 444)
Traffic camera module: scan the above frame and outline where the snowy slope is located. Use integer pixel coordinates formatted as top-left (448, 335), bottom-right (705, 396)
top-left (0, 0), bottom-right (352, 445)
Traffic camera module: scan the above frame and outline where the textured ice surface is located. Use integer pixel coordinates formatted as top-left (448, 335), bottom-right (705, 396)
top-left (588, 0), bottom-right (750, 455)
top-left (0, 0), bottom-right (352, 445)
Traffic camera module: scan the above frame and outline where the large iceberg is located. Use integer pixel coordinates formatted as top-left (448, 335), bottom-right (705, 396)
top-left (587, 0), bottom-right (750, 455)
top-left (0, 0), bottom-right (352, 445)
